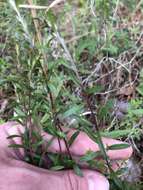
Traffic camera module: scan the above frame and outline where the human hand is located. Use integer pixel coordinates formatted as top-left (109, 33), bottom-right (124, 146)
top-left (0, 122), bottom-right (133, 190)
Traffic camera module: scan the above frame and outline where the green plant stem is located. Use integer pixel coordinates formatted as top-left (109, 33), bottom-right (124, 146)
top-left (49, 91), bottom-right (73, 160)
top-left (81, 89), bottom-right (112, 171)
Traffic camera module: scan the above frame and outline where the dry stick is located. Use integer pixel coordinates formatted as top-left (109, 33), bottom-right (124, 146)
top-left (93, 47), bottom-right (142, 85)
top-left (19, 0), bottom-right (65, 10)
top-left (27, 0), bottom-right (48, 75)
top-left (19, 5), bottom-right (49, 9)
top-left (112, 0), bottom-right (120, 18)
top-left (46, 0), bottom-right (65, 12)
top-left (27, 0), bottom-right (42, 44)
top-left (131, 0), bottom-right (143, 16)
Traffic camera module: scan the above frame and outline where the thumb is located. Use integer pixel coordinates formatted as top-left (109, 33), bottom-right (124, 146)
top-left (11, 159), bottom-right (109, 190)
top-left (42, 169), bottom-right (110, 190)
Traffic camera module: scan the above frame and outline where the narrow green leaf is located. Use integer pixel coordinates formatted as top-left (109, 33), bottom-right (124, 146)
top-left (131, 109), bottom-right (143, 116)
top-left (8, 144), bottom-right (25, 149)
top-left (101, 129), bottom-right (131, 139)
top-left (107, 143), bottom-right (130, 150)
top-left (48, 75), bottom-right (64, 99)
top-left (46, 9), bottom-right (57, 26)
top-left (80, 151), bottom-right (101, 162)
top-left (73, 164), bottom-right (83, 177)
top-left (14, 108), bottom-right (26, 117)
top-left (68, 131), bottom-right (80, 146)
top-left (41, 113), bottom-right (49, 124)
top-left (32, 140), bottom-right (44, 149)
top-left (50, 165), bottom-right (64, 171)
top-left (68, 71), bottom-right (81, 86)
top-left (7, 134), bottom-right (22, 139)
top-left (136, 85), bottom-right (143, 96)
top-left (75, 116), bottom-right (93, 127)
top-left (33, 154), bottom-right (41, 160)
top-left (56, 131), bottom-right (66, 139)
top-left (63, 105), bottom-right (83, 119)
top-left (95, 136), bottom-right (108, 162)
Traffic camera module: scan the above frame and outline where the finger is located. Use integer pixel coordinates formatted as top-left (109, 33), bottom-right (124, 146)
top-left (0, 122), bottom-right (25, 160)
top-left (43, 130), bottom-right (133, 160)
top-left (0, 122), bottom-right (133, 161)
top-left (6, 158), bottom-right (110, 190)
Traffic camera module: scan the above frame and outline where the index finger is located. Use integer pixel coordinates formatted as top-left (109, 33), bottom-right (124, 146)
top-left (0, 122), bottom-right (133, 161)
top-left (43, 129), bottom-right (133, 160)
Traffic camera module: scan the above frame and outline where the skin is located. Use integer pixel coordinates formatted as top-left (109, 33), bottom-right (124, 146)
top-left (0, 122), bottom-right (133, 190)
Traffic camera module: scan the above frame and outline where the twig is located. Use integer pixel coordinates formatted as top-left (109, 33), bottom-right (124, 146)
top-left (113, 0), bottom-right (120, 18)
top-left (83, 57), bottom-right (107, 84)
top-left (55, 31), bottom-right (80, 79)
top-left (135, 31), bottom-right (143, 45)
top-left (46, 0), bottom-right (65, 12)
top-left (131, 0), bottom-right (143, 16)
top-left (27, 0), bottom-right (48, 74)
top-left (66, 32), bottom-right (93, 44)
top-left (27, 0), bottom-right (42, 44)
top-left (19, 5), bottom-right (48, 9)
top-left (95, 71), bottom-right (138, 95)
top-left (19, 0), bottom-right (65, 10)
top-left (109, 58), bottom-right (130, 73)
top-left (93, 47), bottom-right (142, 84)
top-left (89, 0), bottom-right (96, 17)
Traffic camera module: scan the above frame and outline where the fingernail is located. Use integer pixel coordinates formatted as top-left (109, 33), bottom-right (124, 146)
top-left (87, 174), bottom-right (109, 190)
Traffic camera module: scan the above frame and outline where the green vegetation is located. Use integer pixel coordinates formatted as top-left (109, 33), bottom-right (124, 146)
top-left (0, 0), bottom-right (143, 189)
